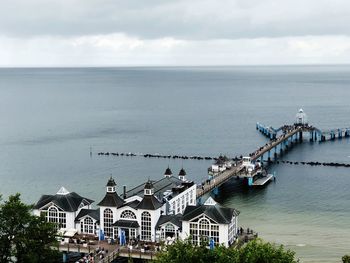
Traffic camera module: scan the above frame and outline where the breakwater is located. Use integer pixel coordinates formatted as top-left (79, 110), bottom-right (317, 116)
top-left (274, 160), bottom-right (350, 168)
top-left (96, 151), bottom-right (240, 161)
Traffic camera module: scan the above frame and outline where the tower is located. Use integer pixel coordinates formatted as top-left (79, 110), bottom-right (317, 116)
top-left (295, 108), bottom-right (308, 125)
top-left (164, 167), bottom-right (172, 178)
top-left (178, 168), bottom-right (186, 181)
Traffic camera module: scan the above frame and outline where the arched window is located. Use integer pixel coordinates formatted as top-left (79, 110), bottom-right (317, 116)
top-left (81, 217), bottom-right (94, 234)
top-left (103, 208), bottom-right (114, 238)
top-left (120, 210), bottom-right (136, 220)
top-left (48, 207), bottom-right (58, 224)
top-left (189, 216), bottom-right (219, 246)
top-left (165, 223), bottom-right (175, 233)
top-left (47, 206), bottom-right (66, 229)
top-left (141, 212), bottom-right (152, 241)
top-left (199, 218), bottom-right (210, 244)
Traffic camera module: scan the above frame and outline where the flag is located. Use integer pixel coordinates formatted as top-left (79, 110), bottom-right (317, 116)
top-left (209, 238), bottom-right (214, 250)
top-left (99, 229), bottom-right (105, 241)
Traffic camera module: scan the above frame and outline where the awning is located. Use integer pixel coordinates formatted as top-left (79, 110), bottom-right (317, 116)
top-left (113, 219), bottom-right (139, 228)
top-left (64, 229), bottom-right (77, 237)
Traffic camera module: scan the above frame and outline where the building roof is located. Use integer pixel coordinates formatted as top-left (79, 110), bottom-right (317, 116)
top-left (182, 204), bottom-right (240, 224)
top-left (75, 208), bottom-right (100, 223)
top-left (121, 200), bottom-right (140, 209)
top-left (156, 214), bottom-right (182, 228)
top-left (136, 195), bottom-right (163, 210)
top-left (106, 177), bottom-right (117, 187)
top-left (164, 167), bottom-right (172, 176)
top-left (34, 188), bottom-right (94, 212)
top-left (97, 192), bottom-right (124, 208)
top-left (113, 219), bottom-right (140, 228)
top-left (144, 180), bottom-right (153, 190)
top-left (178, 168), bottom-right (186, 176)
top-left (124, 176), bottom-right (191, 200)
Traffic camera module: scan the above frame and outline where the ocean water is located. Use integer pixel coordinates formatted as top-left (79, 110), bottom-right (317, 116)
top-left (0, 66), bottom-right (349, 262)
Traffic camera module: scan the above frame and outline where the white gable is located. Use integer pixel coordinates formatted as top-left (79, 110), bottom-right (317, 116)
top-left (204, 196), bottom-right (217, 206)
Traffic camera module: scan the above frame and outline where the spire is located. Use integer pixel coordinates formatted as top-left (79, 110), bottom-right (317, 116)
top-left (106, 176), bottom-right (117, 193)
top-left (56, 186), bottom-right (70, 195)
top-left (144, 179), bottom-right (154, 196)
top-left (164, 166), bottom-right (172, 178)
top-left (178, 168), bottom-right (186, 181)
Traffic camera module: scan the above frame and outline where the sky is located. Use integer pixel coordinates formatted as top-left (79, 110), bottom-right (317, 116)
top-left (1, 0), bottom-right (350, 66)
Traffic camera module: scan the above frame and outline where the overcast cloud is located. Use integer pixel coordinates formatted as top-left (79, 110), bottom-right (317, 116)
top-left (1, 0), bottom-right (350, 66)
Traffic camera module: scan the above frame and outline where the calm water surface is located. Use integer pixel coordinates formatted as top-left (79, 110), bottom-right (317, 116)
top-left (0, 66), bottom-right (349, 262)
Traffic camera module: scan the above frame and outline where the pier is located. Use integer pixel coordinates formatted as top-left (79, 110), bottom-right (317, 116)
top-left (197, 109), bottom-right (349, 198)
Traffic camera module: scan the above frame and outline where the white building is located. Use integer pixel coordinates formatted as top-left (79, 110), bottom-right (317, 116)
top-left (181, 197), bottom-right (239, 247)
top-left (97, 167), bottom-right (196, 242)
top-left (33, 168), bottom-right (240, 248)
top-left (33, 186), bottom-right (94, 233)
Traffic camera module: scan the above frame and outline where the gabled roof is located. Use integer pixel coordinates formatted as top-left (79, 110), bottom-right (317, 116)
top-left (156, 214), bottom-right (182, 228)
top-left (75, 208), bottom-right (100, 222)
top-left (182, 204), bottom-right (239, 224)
top-left (124, 176), bottom-right (185, 199)
top-left (136, 195), bottom-right (163, 210)
top-left (34, 189), bottom-right (94, 212)
top-left (97, 192), bottom-right (124, 208)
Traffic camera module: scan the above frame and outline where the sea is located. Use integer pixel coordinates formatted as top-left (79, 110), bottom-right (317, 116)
top-left (0, 66), bottom-right (349, 262)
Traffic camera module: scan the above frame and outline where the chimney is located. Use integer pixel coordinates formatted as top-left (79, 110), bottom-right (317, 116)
top-left (123, 185), bottom-right (127, 199)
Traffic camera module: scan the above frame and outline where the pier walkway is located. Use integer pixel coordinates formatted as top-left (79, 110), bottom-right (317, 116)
top-left (197, 126), bottom-right (303, 198)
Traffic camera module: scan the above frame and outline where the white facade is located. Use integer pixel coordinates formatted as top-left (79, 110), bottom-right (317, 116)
top-left (33, 187), bottom-right (93, 231)
top-left (181, 197), bottom-right (239, 248)
top-left (168, 184), bottom-right (197, 215)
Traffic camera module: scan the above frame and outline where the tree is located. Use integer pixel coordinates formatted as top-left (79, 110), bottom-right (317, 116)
top-left (343, 255), bottom-right (350, 263)
top-left (153, 238), bottom-right (298, 263)
top-left (0, 194), bottom-right (61, 263)
top-left (238, 239), bottom-right (297, 263)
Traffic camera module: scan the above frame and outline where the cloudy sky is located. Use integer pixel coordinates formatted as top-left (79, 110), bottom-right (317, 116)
top-left (1, 0), bottom-right (350, 66)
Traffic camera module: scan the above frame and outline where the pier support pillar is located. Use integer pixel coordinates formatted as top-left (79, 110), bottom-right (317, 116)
top-left (247, 177), bottom-right (253, 187)
top-left (212, 187), bottom-right (219, 197)
top-left (268, 151), bottom-right (271, 163)
top-left (299, 131), bottom-right (303, 142)
top-left (309, 131), bottom-right (313, 142)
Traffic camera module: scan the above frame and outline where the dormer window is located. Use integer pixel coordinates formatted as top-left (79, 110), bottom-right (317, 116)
top-left (107, 186), bottom-right (115, 193)
top-left (144, 189), bottom-right (153, 196)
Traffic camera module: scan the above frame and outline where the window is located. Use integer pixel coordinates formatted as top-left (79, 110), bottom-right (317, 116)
top-left (81, 217), bottom-right (94, 234)
top-left (228, 216), bottom-right (236, 244)
top-left (120, 210), bottom-right (136, 220)
top-left (103, 208), bottom-right (114, 238)
top-left (189, 223), bottom-right (198, 245)
top-left (199, 218), bottom-right (210, 245)
top-left (130, 228), bottom-right (136, 238)
top-left (141, 212), bottom-right (152, 241)
top-left (189, 216), bottom-right (220, 246)
top-left (190, 190), bottom-right (194, 204)
top-left (47, 206), bottom-right (66, 229)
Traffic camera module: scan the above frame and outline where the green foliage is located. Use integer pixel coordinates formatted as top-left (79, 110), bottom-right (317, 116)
top-left (239, 239), bottom-right (297, 263)
top-left (343, 255), bottom-right (350, 263)
top-left (153, 238), bottom-right (298, 263)
top-left (0, 193), bottom-right (61, 263)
